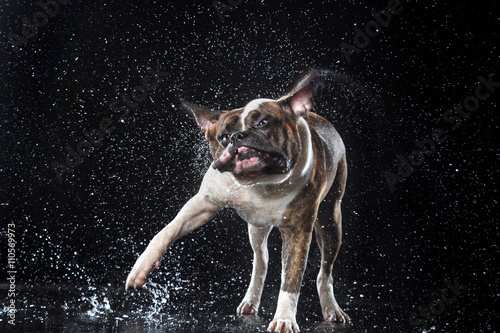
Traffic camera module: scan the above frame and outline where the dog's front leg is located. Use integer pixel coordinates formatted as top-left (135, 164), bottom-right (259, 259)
top-left (125, 194), bottom-right (219, 290)
top-left (237, 224), bottom-right (273, 315)
top-left (268, 223), bottom-right (314, 333)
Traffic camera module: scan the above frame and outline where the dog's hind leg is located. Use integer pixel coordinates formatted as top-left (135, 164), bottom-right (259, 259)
top-left (237, 224), bottom-right (272, 315)
top-left (315, 159), bottom-right (350, 323)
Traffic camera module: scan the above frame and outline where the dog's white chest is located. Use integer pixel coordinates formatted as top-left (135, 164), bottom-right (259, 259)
top-left (199, 169), bottom-right (302, 227)
top-left (233, 193), bottom-right (290, 227)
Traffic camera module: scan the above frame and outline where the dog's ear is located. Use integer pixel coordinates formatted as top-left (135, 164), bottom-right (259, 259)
top-left (278, 70), bottom-right (319, 115)
top-left (181, 101), bottom-right (224, 132)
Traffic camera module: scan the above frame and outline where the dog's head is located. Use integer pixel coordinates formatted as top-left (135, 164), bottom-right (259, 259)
top-left (183, 71), bottom-right (318, 184)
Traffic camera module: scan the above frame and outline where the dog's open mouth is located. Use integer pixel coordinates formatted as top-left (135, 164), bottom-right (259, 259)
top-left (213, 145), bottom-right (289, 178)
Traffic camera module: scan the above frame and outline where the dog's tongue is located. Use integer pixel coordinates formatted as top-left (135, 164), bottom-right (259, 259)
top-left (213, 146), bottom-right (259, 171)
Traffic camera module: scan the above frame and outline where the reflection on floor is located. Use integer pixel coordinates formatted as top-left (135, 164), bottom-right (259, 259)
top-left (0, 281), bottom-right (497, 332)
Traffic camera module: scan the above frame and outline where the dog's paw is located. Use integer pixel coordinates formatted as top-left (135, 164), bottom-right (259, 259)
top-left (237, 299), bottom-right (259, 315)
top-left (267, 318), bottom-right (300, 333)
top-left (125, 247), bottom-right (161, 290)
top-left (323, 305), bottom-right (351, 323)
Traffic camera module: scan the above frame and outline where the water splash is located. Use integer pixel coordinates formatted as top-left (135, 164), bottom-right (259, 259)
top-left (84, 294), bottom-right (112, 317)
top-left (136, 282), bottom-right (170, 320)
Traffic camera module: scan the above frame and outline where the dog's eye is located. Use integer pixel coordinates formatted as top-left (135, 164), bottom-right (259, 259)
top-left (256, 118), bottom-right (269, 128)
top-left (218, 133), bottom-right (229, 146)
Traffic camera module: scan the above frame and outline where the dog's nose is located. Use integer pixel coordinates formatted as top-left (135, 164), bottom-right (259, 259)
top-left (230, 131), bottom-right (249, 145)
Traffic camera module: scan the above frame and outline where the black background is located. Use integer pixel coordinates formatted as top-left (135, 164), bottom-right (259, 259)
top-left (1, 0), bottom-right (498, 331)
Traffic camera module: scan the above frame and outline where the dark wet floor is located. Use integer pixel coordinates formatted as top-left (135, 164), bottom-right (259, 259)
top-left (1, 279), bottom-right (497, 333)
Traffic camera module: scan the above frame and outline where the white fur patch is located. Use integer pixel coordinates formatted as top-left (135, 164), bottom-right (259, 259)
top-left (274, 291), bottom-right (299, 320)
top-left (240, 98), bottom-right (274, 130)
top-left (296, 117), bottom-right (313, 178)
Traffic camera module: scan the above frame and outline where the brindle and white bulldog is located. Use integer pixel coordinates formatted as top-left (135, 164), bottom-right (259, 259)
top-left (125, 70), bottom-right (350, 332)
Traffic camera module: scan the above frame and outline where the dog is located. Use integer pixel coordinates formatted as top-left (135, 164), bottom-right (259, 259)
top-left (125, 70), bottom-right (350, 332)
